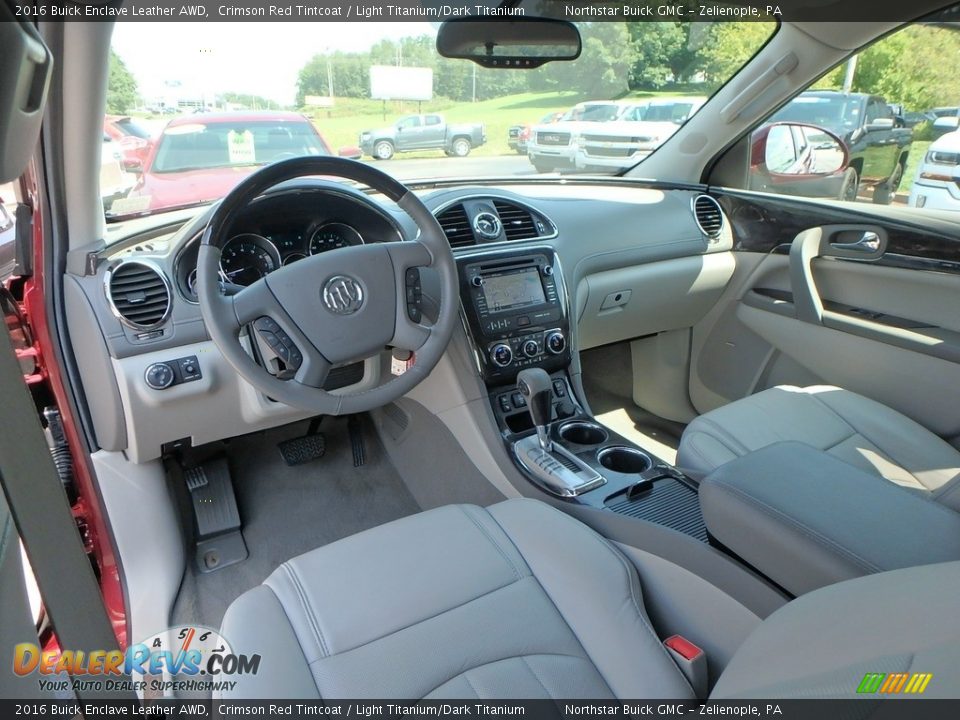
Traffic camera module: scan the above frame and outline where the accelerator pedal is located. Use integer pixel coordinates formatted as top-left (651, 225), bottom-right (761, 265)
top-left (183, 457), bottom-right (247, 573)
top-left (277, 417), bottom-right (326, 466)
top-left (348, 415), bottom-right (366, 467)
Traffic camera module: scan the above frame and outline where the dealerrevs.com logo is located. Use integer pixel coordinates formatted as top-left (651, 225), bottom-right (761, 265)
top-left (12, 625), bottom-right (260, 695)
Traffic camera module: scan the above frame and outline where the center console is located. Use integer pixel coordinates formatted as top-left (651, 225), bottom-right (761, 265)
top-left (457, 247), bottom-right (706, 541)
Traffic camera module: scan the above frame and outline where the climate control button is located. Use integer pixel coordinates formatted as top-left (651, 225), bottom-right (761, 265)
top-left (522, 339), bottom-right (540, 358)
top-left (546, 331), bottom-right (566, 355)
top-left (490, 343), bottom-right (513, 368)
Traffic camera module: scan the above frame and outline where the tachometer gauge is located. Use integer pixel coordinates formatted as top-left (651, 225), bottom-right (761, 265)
top-left (220, 234), bottom-right (281, 287)
top-left (309, 222), bottom-right (363, 255)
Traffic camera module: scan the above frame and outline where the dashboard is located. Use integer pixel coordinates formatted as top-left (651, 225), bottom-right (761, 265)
top-left (173, 187), bottom-right (403, 302)
top-left (67, 177), bottom-right (735, 463)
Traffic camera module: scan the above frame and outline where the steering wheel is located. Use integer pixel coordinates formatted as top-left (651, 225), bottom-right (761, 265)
top-left (196, 156), bottom-right (458, 415)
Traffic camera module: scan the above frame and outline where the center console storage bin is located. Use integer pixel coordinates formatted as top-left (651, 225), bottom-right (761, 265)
top-left (699, 441), bottom-right (960, 596)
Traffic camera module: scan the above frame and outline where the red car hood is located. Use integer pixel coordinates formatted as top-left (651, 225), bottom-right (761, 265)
top-left (128, 165), bottom-right (260, 212)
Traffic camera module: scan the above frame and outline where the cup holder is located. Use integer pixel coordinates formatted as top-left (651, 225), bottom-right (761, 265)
top-left (558, 421), bottom-right (608, 446)
top-left (597, 446), bottom-right (652, 475)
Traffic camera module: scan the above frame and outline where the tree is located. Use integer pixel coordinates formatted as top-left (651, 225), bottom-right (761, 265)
top-left (812, 26), bottom-right (960, 110)
top-left (106, 50), bottom-right (138, 114)
top-left (628, 23), bottom-right (685, 89)
top-left (697, 23), bottom-right (776, 85)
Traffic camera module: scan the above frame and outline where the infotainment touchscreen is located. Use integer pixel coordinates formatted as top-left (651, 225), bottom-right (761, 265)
top-left (482, 267), bottom-right (546, 313)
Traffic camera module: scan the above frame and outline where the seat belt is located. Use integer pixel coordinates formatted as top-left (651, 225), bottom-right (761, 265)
top-left (0, 323), bottom-right (135, 701)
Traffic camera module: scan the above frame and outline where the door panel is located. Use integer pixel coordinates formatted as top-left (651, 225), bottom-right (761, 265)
top-left (691, 194), bottom-right (960, 438)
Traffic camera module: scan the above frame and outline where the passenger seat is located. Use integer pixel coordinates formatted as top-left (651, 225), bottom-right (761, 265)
top-left (677, 385), bottom-right (960, 510)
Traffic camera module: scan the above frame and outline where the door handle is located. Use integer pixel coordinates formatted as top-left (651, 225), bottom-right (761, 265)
top-left (830, 231), bottom-right (881, 253)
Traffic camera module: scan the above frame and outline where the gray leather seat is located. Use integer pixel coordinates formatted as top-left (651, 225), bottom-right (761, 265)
top-left (677, 385), bottom-right (960, 510)
top-left (220, 498), bottom-right (960, 698)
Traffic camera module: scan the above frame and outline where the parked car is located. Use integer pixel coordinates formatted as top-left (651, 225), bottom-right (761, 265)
top-left (358, 114), bottom-right (485, 160)
top-left (770, 90), bottom-right (912, 202)
top-left (99, 135), bottom-right (135, 211)
top-left (119, 111), bottom-right (335, 214)
top-left (902, 109), bottom-right (938, 128)
top-left (0, 191), bottom-right (14, 280)
top-left (102, 115), bottom-right (154, 172)
top-left (908, 129), bottom-right (960, 210)
top-left (931, 109), bottom-right (960, 138)
top-left (572, 97), bottom-right (706, 173)
top-left (508, 111), bottom-right (563, 154)
top-left (527, 101), bottom-right (626, 172)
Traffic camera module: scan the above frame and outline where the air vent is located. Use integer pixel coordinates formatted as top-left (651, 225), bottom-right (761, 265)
top-left (493, 200), bottom-right (540, 241)
top-left (693, 195), bottom-right (724, 240)
top-left (435, 203), bottom-right (476, 248)
top-left (106, 261), bottom-right (171, 329)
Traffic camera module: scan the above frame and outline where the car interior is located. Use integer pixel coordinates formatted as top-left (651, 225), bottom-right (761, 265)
top-left (2, 0), bottom-right (960, 704)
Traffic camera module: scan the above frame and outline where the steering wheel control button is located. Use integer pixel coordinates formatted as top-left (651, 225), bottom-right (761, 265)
top-left (145, 362), bottom-right (176, 390)
top-left (253, 317), bottom-right (302, 372)
top-left (405, 268), bottom-right (423, 323)
top-left (546, 331), bottom-right (566, 354)
top-left (322, 275), bottom-right (365, 315)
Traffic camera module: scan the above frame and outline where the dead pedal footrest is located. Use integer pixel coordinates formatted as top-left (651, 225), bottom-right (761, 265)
top-left (183, 457), bottom-right (247, 573)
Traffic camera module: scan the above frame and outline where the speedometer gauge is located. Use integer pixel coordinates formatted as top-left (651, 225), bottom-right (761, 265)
top-left (220, 234), bottom-right (281, 287)
top-left (309, 222), bottom-right (363, 255)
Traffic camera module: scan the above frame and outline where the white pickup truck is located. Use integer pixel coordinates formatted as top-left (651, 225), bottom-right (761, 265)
top-left (572, 97), bottom-right (706, 173)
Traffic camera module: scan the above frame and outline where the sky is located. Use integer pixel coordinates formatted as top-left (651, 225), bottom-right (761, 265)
top-left (111, 22), bottom-right (438, 106)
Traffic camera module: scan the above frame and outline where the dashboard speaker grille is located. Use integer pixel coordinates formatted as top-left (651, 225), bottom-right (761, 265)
top-left (693, 195), bottom-right (724, 239)
top-left (107, 261), bottom-right (171, 329)
top-left (493, 200), bottom-right (539, 241)
top-left (436, 203), bottom-right (476, 248)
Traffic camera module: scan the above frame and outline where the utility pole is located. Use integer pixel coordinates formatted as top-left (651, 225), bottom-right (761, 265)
top-left (472, 64), bottom-right (477, 103)
top-left (842, 55), bottom-right (857, 93)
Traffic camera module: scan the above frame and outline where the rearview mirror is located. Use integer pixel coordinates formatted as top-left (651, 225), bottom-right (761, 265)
top-left (749, 123), bottom-right (850, 199)
top-left (437, 18), bottom-right (581, 68)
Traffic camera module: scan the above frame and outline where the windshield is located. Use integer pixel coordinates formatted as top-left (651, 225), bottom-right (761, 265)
top-left (770, 95), bottom-right (864, 134)
top-left (102, 19), bottom-right (775, 225)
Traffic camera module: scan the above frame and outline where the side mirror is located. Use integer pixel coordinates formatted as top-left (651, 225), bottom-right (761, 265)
top-left (437, 18), bottom-right (581, 68)
top-left (337, 146), bottom-right (362, 160)
top-left (749, 122), bottom-right (849, 197)
top-left (866, 118), bottom-right (895, 131)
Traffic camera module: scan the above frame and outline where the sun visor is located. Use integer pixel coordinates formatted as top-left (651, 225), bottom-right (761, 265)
top-left (0, 7), bottom-right (52, 183)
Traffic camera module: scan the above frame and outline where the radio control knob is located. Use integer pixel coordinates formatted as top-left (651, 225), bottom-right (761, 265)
top-left (471, 276), bottom-right (484, 287)
top-left (546, 331), bottom-right (566, 355)
top-left (522, 339), bottom-right (540, 358)
top-left (145, 362), bottom-right (175, 390)
top-left (542, 265), bottom-right (554, 276)
top-left (490, 343), bottom-right (513, 368)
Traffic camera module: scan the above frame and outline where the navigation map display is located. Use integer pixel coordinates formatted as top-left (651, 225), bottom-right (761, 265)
top-left (482, 267), bottom-right (546, 313)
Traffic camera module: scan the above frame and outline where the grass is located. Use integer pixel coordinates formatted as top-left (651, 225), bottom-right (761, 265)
top-left (900, 140), bottom-right (930, 195)
top-left (301, 89), bottom-right (703, 158)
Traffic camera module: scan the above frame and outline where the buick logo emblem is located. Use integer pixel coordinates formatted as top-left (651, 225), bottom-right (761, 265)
top-left (322, 275), bottom-right (364, 315)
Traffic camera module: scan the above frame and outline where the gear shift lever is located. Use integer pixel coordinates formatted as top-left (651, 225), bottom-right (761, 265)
top-left (517, 368), bottom-right (554, 451)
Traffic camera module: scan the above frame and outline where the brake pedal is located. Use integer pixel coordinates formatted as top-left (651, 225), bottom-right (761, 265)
top-left (277, 417), bottom-right (326, 466)
top-left (183, 457), bottom-right (247, 573)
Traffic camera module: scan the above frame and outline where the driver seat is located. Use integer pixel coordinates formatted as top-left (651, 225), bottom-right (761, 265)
top-left (219, 499), bottom-right (960, 699)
